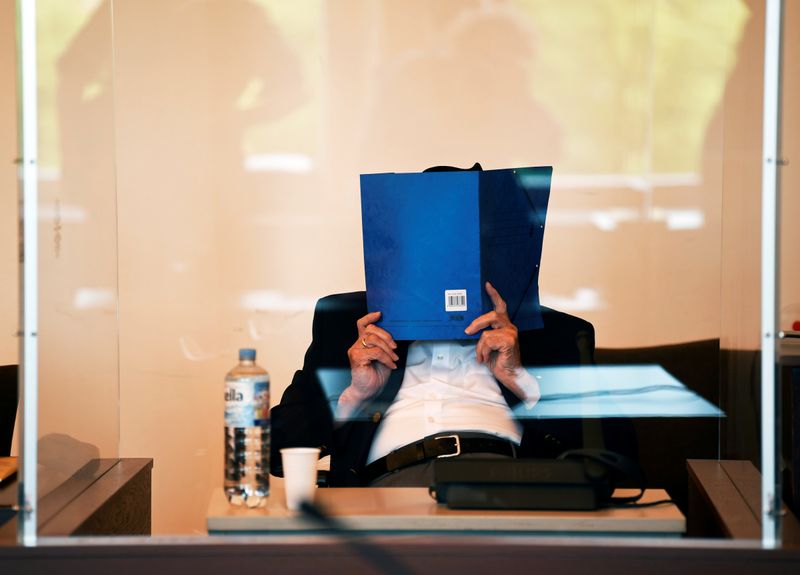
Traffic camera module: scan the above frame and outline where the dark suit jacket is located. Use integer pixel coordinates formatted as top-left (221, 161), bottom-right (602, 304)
top-left (271, 291), bottom-right (632, 486)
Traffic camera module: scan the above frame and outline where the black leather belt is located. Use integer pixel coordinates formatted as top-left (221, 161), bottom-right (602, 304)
top-left (363, 434), bottom-right (517, 484)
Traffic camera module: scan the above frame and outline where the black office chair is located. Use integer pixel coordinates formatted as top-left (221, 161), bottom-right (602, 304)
top-left (0, 365), bottom-right (18, 457)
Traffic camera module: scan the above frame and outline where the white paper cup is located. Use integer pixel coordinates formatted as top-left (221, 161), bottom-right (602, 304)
top-left (279, 447), bottom-right (320, 511)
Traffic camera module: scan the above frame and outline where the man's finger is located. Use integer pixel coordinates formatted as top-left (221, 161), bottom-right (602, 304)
top-left (360, 333), bottom-right (399, 361)
top-left (356, 311), bottom-right (382, 333)
top-left (475, 334), bottom-right (488, 364)
top-left (475, 330), bottom-right (500, 364)
top-left (485, 281), bottom-right (508, 315)
top-left (364, 323), bottom-right (397, 349)
top-left (464, 311), bottom-right (507, 335)
top-left (476, 330), bottom-right (519, 371)
top-left (360, 347), bottom-right (397, 370)
top-left (464, 313), bottom-right (491, 335)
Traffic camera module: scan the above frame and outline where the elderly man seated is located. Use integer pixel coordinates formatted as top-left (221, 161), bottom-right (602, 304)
top-left (270, 165), bottom-right (634, 486)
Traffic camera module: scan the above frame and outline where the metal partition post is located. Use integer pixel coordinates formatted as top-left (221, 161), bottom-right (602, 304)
top-left (15, 0), bottom-right (38, 547)
top-left (760, 0), bottom-right (783, 549)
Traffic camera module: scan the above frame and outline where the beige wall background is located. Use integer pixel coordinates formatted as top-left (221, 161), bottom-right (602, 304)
top-left (1, 0), bottom-right (798, 535)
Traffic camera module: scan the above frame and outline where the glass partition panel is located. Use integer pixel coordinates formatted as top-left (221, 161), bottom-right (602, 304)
top-left (35, 0), bottom-right (120, 506)
top-left (1, 0), bottom-right (20, 539)
top-left (718, 0), bottom-right (766, 535)
top-left (719, 0), bottom-right (794, 545)
top-left (18, 0), bottom-right (787, 548)
top-left (105, 0), bottom-right (755, 538)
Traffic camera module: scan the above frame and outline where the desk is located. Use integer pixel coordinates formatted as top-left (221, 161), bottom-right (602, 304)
top-left (687, 459), bottom-right (800, 543)
top-left (207, 477), bottom-right (685, 537)
top-left (0, 458), bottom-right (152, 542)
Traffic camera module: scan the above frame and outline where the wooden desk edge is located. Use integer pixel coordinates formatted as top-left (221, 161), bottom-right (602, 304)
top-left (1, 458), bottom-right (153, 541)
top-left (40, 458), bottom-right (153, 536)
top-left (687, 459), bottom-right (800, 545)
top-left (207, 486), bottom-right (685, 535)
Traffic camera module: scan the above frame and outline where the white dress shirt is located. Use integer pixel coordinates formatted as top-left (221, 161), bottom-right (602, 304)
top-left (366, 340), bottom-right (541, 464)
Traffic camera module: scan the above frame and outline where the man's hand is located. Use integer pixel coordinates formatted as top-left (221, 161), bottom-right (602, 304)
top-left (464, 282), bottom-right (523, 392)
top-left (338, 311), bottom-right (399, 416)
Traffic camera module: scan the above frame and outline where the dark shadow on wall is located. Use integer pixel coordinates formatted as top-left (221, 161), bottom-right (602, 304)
top-left (360, 1), bottom-right (562, 171)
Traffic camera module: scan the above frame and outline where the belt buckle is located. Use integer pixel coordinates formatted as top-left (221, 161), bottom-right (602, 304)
top-left (434, 434), bottom-right (461, 458)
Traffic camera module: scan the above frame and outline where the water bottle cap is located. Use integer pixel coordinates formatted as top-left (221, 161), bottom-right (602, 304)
top-left (239, 348), bottom-right (256, 361)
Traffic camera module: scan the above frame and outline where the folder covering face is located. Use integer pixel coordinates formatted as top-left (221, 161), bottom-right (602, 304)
top-left (360, 166), bottom-right (552, 340)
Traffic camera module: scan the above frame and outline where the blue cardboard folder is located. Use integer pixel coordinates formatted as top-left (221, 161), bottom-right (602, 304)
top-left (361, 166), bottom-right (552, 340)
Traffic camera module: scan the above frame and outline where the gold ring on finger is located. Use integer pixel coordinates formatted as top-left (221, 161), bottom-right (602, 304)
top-left (361, 337), bottom-right (369, 348)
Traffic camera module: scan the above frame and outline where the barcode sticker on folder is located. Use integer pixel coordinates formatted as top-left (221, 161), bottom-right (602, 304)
top-left (445, 290), bottom-right (467, 312)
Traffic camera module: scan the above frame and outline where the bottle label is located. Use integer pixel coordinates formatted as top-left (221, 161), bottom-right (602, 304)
top-left (225, 376), bottom-right (270, 427)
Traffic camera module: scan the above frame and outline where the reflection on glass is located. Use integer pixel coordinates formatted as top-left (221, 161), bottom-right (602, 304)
top-left (519, 365), bottom-right (722, 418)
top-left (317, 365), bottom-right (723, 421)
top-left (540, 287), bottom-right (604, 313)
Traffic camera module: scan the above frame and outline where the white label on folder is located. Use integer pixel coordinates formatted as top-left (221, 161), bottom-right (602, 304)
top-left (445, 290), bottom-right (467, 312)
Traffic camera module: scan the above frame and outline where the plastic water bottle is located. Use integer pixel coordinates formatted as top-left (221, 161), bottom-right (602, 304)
top-left (224, 348), bottom-right (270, 507)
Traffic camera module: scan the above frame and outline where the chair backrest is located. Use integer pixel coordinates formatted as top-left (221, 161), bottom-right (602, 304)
top-left (0, 365), bottom-right (18, 457)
